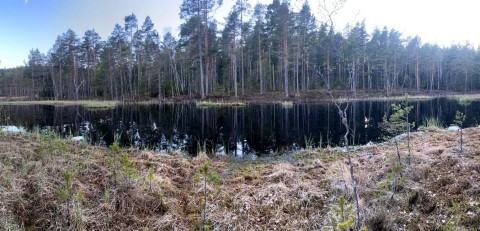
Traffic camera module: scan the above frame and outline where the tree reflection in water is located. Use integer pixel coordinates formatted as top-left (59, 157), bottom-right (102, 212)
top-left (0, 98), bottom-right (477, 156)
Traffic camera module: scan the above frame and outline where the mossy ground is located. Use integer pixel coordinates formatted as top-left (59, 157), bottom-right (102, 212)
top-left (0, 127), bottom-right (479, 230)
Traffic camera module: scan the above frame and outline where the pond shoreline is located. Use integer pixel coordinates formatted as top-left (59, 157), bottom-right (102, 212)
top-left (1, 126), bottom-right (479, 230)
top-left (1, 90), bottom-right (480, 105)
top-left (0, 95), bottom-right (478, 156)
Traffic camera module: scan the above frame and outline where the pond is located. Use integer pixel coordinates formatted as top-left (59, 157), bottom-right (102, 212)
top-left (0, 98), bottom-right (478, 157)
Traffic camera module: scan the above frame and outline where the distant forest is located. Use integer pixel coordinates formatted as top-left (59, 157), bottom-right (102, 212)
top-left (1, 0), bottom-right (479, 100)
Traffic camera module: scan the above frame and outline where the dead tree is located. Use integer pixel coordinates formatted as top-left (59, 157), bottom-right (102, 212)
top-left (318, 70), bottom-right (361, 228)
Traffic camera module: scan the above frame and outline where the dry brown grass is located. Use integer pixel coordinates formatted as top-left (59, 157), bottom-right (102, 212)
top-left (1, 127), bottom-right (480, 230)
top-left (338, 127), bottom-right (480, 230)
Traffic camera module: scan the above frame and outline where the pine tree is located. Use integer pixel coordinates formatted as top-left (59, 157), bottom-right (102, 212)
top-left (452, 110), bottom-right (466, 153)
top-left (180, 0), bottom-right (222, 98)
top-left (382, 95), bottom-right (414, 166)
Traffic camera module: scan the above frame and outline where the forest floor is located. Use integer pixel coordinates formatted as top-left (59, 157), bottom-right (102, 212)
top-left (1, 126), bottom-right (479, 230)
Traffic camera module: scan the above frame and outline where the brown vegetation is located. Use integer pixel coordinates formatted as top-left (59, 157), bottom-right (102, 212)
top-left (0, 126), bottom-right (479, 230)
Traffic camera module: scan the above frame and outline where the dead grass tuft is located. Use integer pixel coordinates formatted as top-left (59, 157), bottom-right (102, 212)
top-left (1, 127), bottom-right (480, 229)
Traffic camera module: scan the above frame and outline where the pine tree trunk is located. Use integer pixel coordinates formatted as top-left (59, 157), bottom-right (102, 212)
top-left (416, 52), bottom-right (420, 92)
top-left (284, 37), bottom-right (288, 98)
top-left (258, 31), bottom-right (263, 95)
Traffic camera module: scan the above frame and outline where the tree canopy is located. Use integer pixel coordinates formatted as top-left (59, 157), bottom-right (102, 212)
top-left (2, 1), bottom-right (480, 100)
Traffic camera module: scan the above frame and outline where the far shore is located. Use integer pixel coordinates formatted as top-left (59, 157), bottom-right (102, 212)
top-left (0, 90), bottom-right (479, 106)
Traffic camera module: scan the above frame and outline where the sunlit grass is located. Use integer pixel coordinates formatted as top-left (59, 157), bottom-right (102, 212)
top-left (196, 100), bottom-right (246, 107)
top-left (326, 95), bottom-right (432, 103)
top-left (458, 97), bottom-right (472, 105)
top-left (0, 100), bottom-right (119, 109)
top-left (361, 95), bottom-right (432, 102)
top-left (81, 101), bottom-right (118, 109)
top-left (278, 101), bottom-right (293, 109)
top-left (448, 95), bottom-right (473, 105)
top-left (445, 94), bottom-right (480, 105)
top-left (135, 100), bottom-right (175, 105)
top-left (420, 117), bottom-right (443, 130)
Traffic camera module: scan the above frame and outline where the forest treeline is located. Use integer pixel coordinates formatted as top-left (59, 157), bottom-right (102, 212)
top-left (1, 0), bottom-right (479, 100)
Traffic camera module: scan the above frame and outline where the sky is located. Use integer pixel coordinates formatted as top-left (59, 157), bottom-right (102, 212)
top-left (1, 0), bottom-right (479, 68)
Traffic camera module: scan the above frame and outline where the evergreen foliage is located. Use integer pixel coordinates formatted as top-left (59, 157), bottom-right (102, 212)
top-left (452, 110), bottom-right (466, 152)
top-left (382, 96), bottom-right (414, 166)
top-left (195, 162), bottom-right (222, 231)
top-left (1, 1), bottom-right (480, 100)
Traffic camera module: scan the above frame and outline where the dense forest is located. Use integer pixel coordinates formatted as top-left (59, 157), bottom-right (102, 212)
top-left (1, 0), bottom-right (479, 100)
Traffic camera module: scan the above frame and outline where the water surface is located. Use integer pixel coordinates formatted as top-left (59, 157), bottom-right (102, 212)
top-left (0, 98), bottom-right (477, 156)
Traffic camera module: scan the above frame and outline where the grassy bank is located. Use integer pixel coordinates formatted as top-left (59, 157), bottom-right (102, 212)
top-left (195, 100), bottom-right (246, 107)
top-left (0, 100), bottom-right (119, 109)
top-left (0, 127), bottom-right (479, 230)
top-left (3, 90), bottom-right (480, 106)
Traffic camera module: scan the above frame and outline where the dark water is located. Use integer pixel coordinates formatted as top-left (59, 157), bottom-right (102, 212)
top-left (0, 98), bottom-right (478, 157)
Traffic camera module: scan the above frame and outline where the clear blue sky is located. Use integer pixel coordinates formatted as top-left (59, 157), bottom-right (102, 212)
top-left (1, 0), bottom-right (479, 68)
top-left (0, 0), bottom-right (185, 68)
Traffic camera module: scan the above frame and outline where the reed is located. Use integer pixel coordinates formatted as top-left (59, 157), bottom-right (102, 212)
top-left (447, 94), bottom-right (480, 103)
top-left (421, 117), bottom-right (443, 129)
top-left (456, 96), bottom-right (472, 105)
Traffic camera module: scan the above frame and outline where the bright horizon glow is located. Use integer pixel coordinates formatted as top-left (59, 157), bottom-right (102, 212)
top-left (337, 0), bottom-right (480, 46)
top-left (1, 0), bottom-right (479, 68)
